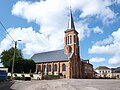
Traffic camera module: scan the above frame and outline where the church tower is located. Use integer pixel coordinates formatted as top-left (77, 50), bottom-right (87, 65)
top-left (64, 8), bottom-right (80, 78)
top-left (64, 9), bottom-right (79, 56)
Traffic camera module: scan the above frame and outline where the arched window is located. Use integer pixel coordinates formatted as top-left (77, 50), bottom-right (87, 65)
top-left (62, 64), bottom-right (66, 71)
top-left (54, 64), bottom-right (57, 71)
top-left (37, 65), bottom-right (41, 71)
top-left (67, 35), bottom-right (69, 45)
top-left (47, 65), bottom-right (51, 72)
top-left (70, 35), bottom-right (72, 44)
top-left (67, 35), bottom-right (72, 45)
top-left (43, 65), bottom-right (46, 72)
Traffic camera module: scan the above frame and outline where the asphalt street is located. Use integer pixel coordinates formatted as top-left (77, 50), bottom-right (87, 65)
top-left (0, 79), bottom-right (120, 90)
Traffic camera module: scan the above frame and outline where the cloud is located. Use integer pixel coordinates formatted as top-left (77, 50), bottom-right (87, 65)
top-left (0, 35), bottom-right (13, 54)
top-left (75, 21), bottom-right (103, 40)
top-left (89, 28), bottom-right (120, 65)
top-left (7, 27), bottom-right (64, 56)
top-left (12, 0), bottom-right (119, 26)
top-left (89, 28), bottom-right (120, 54)
top-left (95, 28), bottom-right (120, 46)
top-left (114, 0), bottom-right (120, 4)
top-left (112, 28), bottom-right (120, 43)
top-left (12, 0), bottom-right (68, 25)
top-left (89, 38), bottom-right (120, 55)
top-left (0, 27), bottom-right (64, 57)
top-left (90, 57), bottom-right (106, 63)
top-left (108, 55), bottom-right (120, 65)
top-left (10, 0), bottom-right (105, 56)
top-left (0, 0), bottom-right (120, 59)
top-left (95, 36), bottom-right (113, 45)
top-left (67, 0), bottom-right (118, 24)
top-left (93, 26), bottom-right (103, 34)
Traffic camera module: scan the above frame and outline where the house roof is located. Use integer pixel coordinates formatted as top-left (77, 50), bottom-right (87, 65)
top-left (31, 49), bottom-right (73, 63)
top-left (112, 67), bottom-right (120, 73)
top-left (95, 66), bottom-right (110, 70)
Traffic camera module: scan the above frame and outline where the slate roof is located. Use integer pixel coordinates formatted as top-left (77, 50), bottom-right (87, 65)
top-left (112, 67), bottom-right (120, 73)
top-left (31, 49), bottom-right (73, 63)
top-left (95, 66), bottom-right (110, 70)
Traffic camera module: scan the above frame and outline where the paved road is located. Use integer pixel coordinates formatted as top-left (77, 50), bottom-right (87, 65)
top-left (1, 79), bottom-right (120, 90)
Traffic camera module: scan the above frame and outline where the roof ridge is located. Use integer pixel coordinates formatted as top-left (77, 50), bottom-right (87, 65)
top-left (34, 49), bottom-right (64, 55)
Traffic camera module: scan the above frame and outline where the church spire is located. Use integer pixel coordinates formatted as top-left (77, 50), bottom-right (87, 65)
top-left (68, 7), bottom-right (75, 30)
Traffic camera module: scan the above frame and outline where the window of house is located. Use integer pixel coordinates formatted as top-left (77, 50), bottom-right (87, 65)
top-left (37, 65), bottom-right (41, 72)
top-left (67, 35), bottom-right (69, 45)
top-left (117, 75), bottom-right (119, 78)
top-left (47, 65), bottom-right (51, 72)
top-left (70, 35), bottom-right (72, 44)
top-left (67, 35), bottom-right (72, 45)
top-left (43, 65), bottom-right (46, 72)
top-left (99, 71), bottom-right (101, 73)
top-left (54, 64), bottom-right (57, 71)
top-left (62, 63), bottom-right (66, 71)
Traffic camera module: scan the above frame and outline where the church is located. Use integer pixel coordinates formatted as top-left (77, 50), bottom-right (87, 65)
top-left (31, 10), bottom-right (93, 79)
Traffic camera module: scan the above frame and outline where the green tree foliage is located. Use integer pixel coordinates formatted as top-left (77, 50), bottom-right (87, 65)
top-left (0, 47), bottom-right (36, 73)
top-left (1, 47), bottom-right (23, 71)
top-left (14, 59), bottom-right (36, 73)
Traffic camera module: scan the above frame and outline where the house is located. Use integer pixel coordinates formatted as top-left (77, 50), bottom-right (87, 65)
top-left (95, 66), bottom-right (111, 78)
top-left (107, 67), bottom-right (120, 79)
top-left (31, 9), bottom-right (93, 79)
top-left (81, 60), bottom-right (93, 78)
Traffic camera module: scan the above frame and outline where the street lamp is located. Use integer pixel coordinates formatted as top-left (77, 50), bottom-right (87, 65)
top-left (11, 40), bottom-right (21, 80)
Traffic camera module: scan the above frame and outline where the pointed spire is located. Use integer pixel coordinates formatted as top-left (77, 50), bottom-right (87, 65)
top-left (68, 7), bottom-right (75, 30)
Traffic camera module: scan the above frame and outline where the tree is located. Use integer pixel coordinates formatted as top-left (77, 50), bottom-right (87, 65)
top-left (14, 59), bottom-right (36, 73)
top-left (1, 47), bottom-right (23, 72)
top-left (23, 59), bottom-right (36, 73)
top-left (0, 47), bottom-right (36, 73)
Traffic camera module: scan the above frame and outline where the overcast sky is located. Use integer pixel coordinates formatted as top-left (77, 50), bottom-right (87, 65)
top-left (0, 0), bottom-right (120, 68)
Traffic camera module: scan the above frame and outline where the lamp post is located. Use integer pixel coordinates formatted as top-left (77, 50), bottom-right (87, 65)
top-left (11, 40), bottom-right (21, 80)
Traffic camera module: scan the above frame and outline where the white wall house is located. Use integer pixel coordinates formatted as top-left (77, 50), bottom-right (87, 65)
top-left (95, 66), bottom-right (111, 78)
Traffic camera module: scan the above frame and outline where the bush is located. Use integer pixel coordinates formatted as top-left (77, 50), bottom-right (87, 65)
top-left (42, 75), bottom-right (52, 80)
top-left (7, 76), bottom-right (11, 80)
top-left (24, 77), bottom-right (31, 81)
top-left (43, 75), bottom-right (60, 80)
top-left (14, 77), bottom-right (21, 80)
top-left (30, 74), bottom-right (33, 77)
top-left (13, 77), bottom-right (31, 80)
top-left (21, 74), bottom-right (25, 77)
top-left (14, 74), bottom-right (17, 77)
top-left (59, 73), bottom-right (63, 76)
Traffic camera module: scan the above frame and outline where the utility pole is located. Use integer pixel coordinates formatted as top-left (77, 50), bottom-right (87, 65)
top-left (11, 40), bottom-right (21, 80)
top-left (11, 41), bottom-right (17, 80)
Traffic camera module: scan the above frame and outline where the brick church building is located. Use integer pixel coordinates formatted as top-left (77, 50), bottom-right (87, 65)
top-left (32, 10), bottom-right (93, 79)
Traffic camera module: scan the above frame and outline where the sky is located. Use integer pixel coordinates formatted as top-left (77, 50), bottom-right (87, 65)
top-left (0, 0), bottom-right (120, 68)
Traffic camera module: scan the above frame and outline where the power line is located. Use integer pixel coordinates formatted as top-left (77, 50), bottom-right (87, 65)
top-left (0, 21), bottom-right (15, 42)
top-left (0, 28), bottom-right (6, 40)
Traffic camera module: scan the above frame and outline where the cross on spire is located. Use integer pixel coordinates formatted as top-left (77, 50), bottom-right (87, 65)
top-left (68, 7), bottom-right (75, 30)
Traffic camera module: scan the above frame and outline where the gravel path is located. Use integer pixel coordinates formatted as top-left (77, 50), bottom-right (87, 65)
top-left (1, 79), bottom-right (120, 90)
